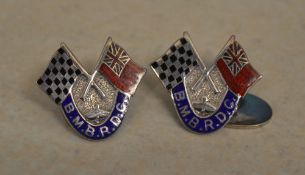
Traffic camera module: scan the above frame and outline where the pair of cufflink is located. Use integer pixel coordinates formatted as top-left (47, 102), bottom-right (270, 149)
top-left (37, 32), bottom-right (272, 141)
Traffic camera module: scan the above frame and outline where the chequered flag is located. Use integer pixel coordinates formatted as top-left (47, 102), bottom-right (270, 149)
top-left (37, 45), bottom-right (82, 104)
top-left (151, 37), bottom-right (199, 90)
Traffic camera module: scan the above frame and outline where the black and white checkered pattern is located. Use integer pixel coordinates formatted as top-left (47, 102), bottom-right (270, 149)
top-left (151, 37), bottom-right (199, 90)
top-left (37, 46), bottom-right (82, 104)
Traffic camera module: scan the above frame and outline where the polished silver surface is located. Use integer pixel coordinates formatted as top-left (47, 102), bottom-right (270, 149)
top-left (228, 94), bottom-right (272, 128)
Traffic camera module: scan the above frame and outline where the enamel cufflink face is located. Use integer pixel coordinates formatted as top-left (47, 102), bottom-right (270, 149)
top-left (37, 38), bottom-right (146, 140)
top-left (151, 32), bottom-right (271, 134)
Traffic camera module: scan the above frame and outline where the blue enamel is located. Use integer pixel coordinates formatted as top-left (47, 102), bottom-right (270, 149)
top-left (61, 92), bottom-right (129, 140)
top-left (171, 83), bottom-right (238, 134)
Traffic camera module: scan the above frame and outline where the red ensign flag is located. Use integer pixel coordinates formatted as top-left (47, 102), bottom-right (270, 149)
top-left (99, 42), bottom-right (145, 95)
top-left (216, 40), bottom-right (261, 96)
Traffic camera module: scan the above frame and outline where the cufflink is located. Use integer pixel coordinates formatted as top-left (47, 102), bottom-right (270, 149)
top-left (151, 32), bottom-right (271, 134)
top-left (37, 38), bottom-right (146, 140)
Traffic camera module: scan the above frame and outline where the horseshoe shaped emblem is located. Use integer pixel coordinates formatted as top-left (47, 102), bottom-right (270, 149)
top-left (37, 38), bottom-right (146, 140)
top-left (151, 32), bottom-right (262, 134)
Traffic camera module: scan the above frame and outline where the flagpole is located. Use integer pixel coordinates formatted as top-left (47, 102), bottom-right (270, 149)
top-left (183, 32), bottom-right (220, 92)
top-left (183, 32), bottom-right (207, 70)
top-left (191, 35), bottom-right (236, 92)
top-left (191, 64), bottom-right (218, 92)
top-left (182, 32), bottom-right (217, 92)
top-left (80, 38), bottom-right (113, 100)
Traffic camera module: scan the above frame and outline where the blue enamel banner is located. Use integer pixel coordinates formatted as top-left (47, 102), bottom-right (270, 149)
top-left (61, 92), bottom-right (129, 140)
top-left (171, 83), bottom-right (238, 134)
